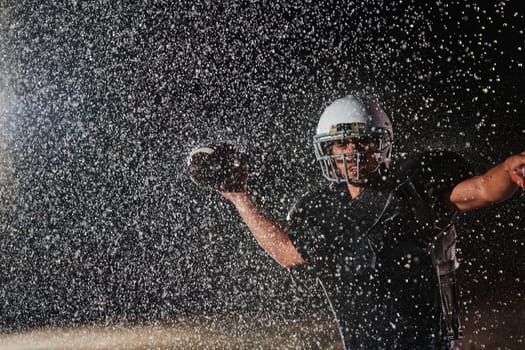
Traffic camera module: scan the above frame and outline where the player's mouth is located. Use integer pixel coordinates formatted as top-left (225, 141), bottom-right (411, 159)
top-left (336, 164), bottom-right (364, 177)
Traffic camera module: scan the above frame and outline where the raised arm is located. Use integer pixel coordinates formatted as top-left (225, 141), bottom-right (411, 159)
top-left (448, 151), bottom-right (525, 212)
top-left (187, 143), bottom-right (305, 269)
top-left (221, 192), bottom-right (305, 269)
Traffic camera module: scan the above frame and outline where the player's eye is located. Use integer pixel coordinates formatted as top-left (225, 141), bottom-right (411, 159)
top-left (334, 140), bottom-right (352, 148)
top-left (357, 137), bottom-right (379, 149)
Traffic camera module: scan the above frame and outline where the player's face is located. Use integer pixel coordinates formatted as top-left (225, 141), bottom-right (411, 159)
top-left (330, 137), bottom-right (380, 183)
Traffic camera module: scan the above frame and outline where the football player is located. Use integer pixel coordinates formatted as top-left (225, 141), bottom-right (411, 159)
top-left (188, 95), bottom-right (525, 349)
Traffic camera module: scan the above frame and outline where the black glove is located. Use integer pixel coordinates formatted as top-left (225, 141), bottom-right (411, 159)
top-left (187, 143), bottom-right (248, 192)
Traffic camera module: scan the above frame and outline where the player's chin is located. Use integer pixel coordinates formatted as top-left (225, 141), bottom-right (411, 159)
top-left (341, 172), bottom-right (364, 184)
top-left (345, 170), bottom-right (375, 186)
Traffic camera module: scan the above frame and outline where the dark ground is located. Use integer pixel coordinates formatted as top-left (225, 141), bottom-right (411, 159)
top-left (0, 293), bottom-right (523, 350)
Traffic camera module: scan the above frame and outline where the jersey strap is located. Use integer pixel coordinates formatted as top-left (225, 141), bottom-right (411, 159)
top-left (436, 269), bottom-right (463, 344)
top-left (401, 178), bottom-right (463, 344)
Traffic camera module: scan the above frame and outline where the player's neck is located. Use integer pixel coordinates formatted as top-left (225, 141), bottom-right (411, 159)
top-left (347, 184), bottom-right (365, 199)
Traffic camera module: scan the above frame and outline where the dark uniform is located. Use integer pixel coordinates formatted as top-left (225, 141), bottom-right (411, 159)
top-left (287, 151), bottom-right (474, 349)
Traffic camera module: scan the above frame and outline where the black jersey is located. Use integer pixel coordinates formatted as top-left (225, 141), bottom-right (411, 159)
top-left (287, 151), bottom-right (473, 350)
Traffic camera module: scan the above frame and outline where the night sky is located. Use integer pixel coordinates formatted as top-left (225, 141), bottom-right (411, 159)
top-left (0, 0), bottom-right (524, 344)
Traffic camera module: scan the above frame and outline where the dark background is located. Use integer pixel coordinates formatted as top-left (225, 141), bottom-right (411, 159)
top-left (0, 0), bottom-right (523, 342)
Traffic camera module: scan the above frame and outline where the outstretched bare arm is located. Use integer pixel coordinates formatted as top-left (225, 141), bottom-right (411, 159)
top-left (221, 192), bottom-right (305, 269)
top-left (448, 151), bottom-right (525, 212)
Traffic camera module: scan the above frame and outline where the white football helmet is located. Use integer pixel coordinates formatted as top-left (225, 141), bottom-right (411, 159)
top-left (313, 95), bottom-right (393, 184)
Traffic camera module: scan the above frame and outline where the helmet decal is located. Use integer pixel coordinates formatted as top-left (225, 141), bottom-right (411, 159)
top-left (330, 122), bottom-right (365, 134)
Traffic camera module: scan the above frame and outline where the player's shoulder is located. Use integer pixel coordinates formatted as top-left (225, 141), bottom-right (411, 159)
top-left (392, 150), bottom-right (475, 200)
top-left (395, 150), bottom-right (471, 179)
top-left (286, 183), bottom-right (346, 222)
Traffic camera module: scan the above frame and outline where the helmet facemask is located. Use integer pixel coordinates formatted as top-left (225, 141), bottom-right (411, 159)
top-left (313, 122), bottom-right (389, 185)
